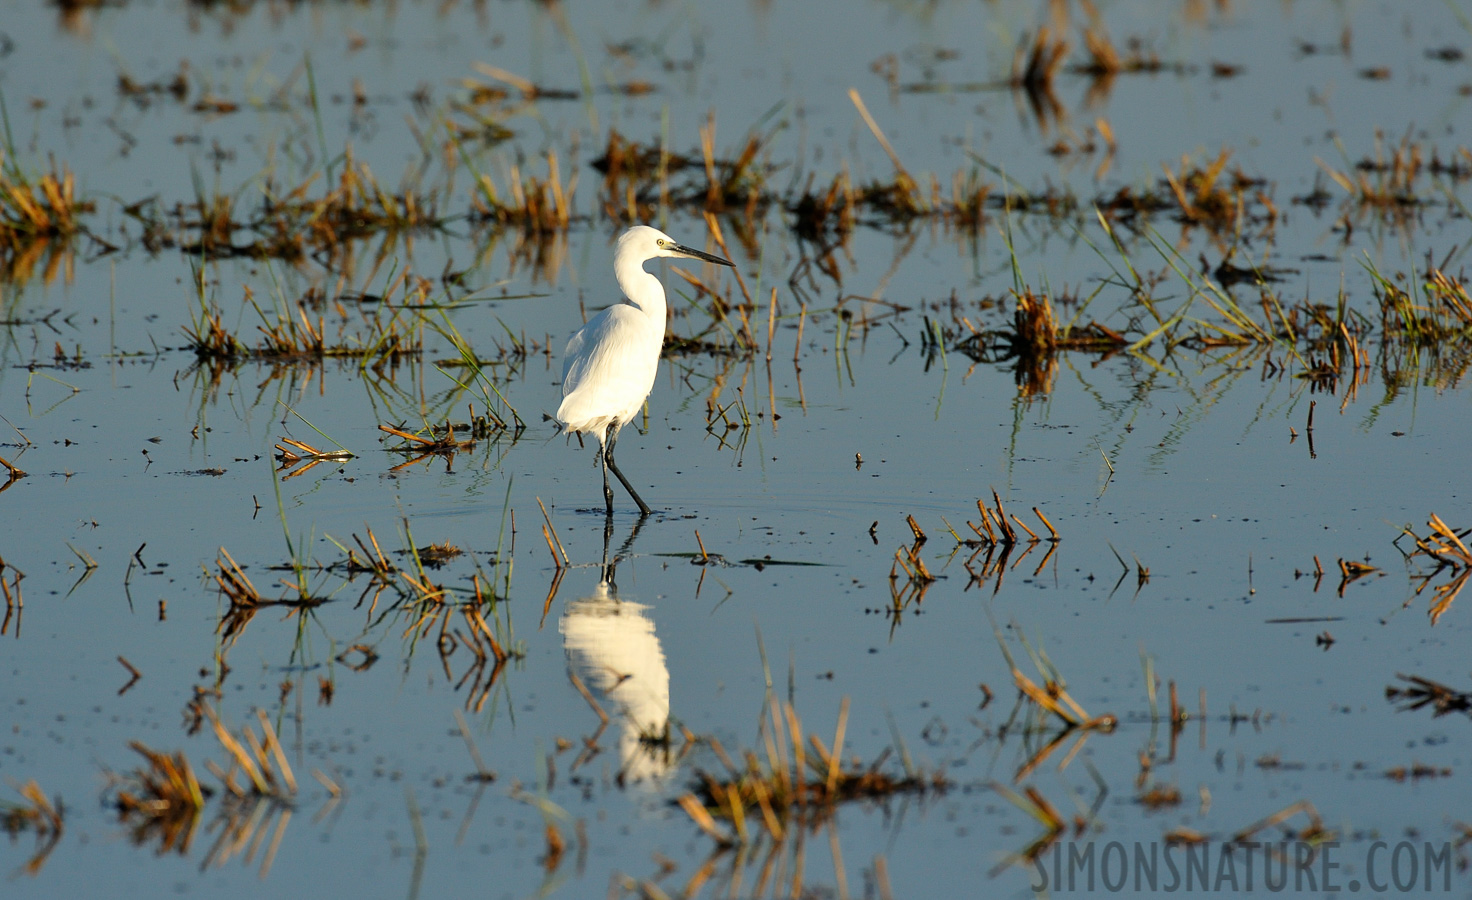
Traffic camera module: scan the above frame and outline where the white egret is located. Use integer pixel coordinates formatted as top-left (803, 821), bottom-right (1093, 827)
top-left (557, 225), bottom-right (734, 515)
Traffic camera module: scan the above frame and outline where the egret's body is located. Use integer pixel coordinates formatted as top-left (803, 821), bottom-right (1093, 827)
top-left (557, 225), bottom-right (733, 515)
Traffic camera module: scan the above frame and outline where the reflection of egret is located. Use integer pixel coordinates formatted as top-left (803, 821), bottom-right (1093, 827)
top-left (558, 515), bottom-right (673, 783)
top-left (560, 585), bottom-right (671, 784)
top-left (557, 225), bottom-right (734, 515)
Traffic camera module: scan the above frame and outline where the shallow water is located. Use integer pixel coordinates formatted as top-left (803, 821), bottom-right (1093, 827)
top-left (3, 1), bottom-right (1472, 897)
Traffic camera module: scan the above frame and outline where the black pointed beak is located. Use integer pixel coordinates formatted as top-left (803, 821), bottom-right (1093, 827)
top-left (671, 243), bottom-right (735, 267)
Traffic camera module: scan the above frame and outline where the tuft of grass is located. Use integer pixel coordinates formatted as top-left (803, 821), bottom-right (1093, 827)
top-left (201, 707), bottom-right (297, 800)
top-left (469, 150), bottom-right (575, 233)
top-left (209, 546), bottom-right (263, 608)
top-left (108, 707), bottom-right (298, 872)
top-left (1317, 132), bottom-right (1429, 212)
top-left (186, 284), bottom-right (424, 368)
top-left (0, 156), bottom-right (91, 241)
top-left (0, 778), bottom-right (63, 874)
top-left (1387, 673), bottom-right (1472, 718)
top-left (110, 742), bottom-right (208, 855)
top-left (679, 695), bottom-right (949, 847)
top-left (1368, 258), bottom-right (1472, 346)
top-left (790, 169), bottom-right (856, 241)
top-left (1160, 149), bottom-right (1264, 228)
top-left (1397, 513), bottom-right (1472, 625)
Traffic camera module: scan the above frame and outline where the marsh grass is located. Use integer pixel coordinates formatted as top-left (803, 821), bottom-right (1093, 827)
top-left (108, 707), bottom-right (299, 874)
top-left (110, 742), bottom-right (208, 854)
top-left (186, 283), bottom-right (426, 372)
top-left (1073, 9), bottom-right (1181, 82)
top-left (6, 111), bottom-right (1461, 302)
top-left (1011, 28), bottom-right (1068, 128)
top-left (392, 569), bottom-right (513, 713)
top-left (679, 695), bottom-right (949, 848)
top-left (274, 436), bottom-right (354, 480)
top-left (791, 169), bottom-right (856, 240)
top-left (1318, 132), bottom-right (1431, 212)
top-left (1, 555), bottom-right (22, 637)
top-left (1160, 149), bottom-right (1264, 228)
top-left (0, 149), bottom-right (91, 291)
top-left (1387, 673), bottom-right (1472, 718)
top-left (0, 155), bottom-right (91, 241)
top-left (590, 111), bottom-right (782, 224)
top-left (0, 780), bottom-right (63, 874)
top-left (335, 527), bottom-right (397, 583)
top-left (1369, 258), bottom-right (1472, 345)
top-left (1397, 513), bottom-right (1472, 625)
top-left (136, 150), bottom-right (445, 264)
top-left (935, 213), bottom-right (1460, 404)
top-left (467, 149), bottom-right (576, 233)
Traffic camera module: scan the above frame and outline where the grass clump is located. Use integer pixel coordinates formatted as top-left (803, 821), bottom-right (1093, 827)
top-left (678, 696), bottom-right (949, 848)
top-left (0, 156), bottom-right (91, 241)
top-left (1398, 513), bottom-right (1472, 625)
top-left (1, 780), bottom-right (64, 874)
top-left (469, 150), bottom-right (575, 233)
top-left (109, 742), bottom-right (208, 855)
top-left (185, 284), bottom-right (424, 370)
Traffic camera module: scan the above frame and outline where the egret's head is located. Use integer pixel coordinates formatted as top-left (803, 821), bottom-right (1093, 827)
top-left (618, 225), bottom-right (735, 268)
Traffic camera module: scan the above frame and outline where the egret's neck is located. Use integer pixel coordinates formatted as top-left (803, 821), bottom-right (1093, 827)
top-left (615, 256), bottom-right (667, 321)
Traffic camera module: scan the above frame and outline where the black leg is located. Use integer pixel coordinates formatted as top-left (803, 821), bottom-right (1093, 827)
top-left (599, 442), bottom-right (615, 515)
top-left (603, 423), bottom-right (652, 515)
top-left (601, 511), bottom-right (616, 585)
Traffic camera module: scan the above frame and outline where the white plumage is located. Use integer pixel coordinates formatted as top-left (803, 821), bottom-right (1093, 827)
top-left (557, 225), bottom-right (733, 515)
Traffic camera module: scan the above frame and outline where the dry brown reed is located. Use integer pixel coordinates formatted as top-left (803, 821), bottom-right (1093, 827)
top-left (958, 494), bottom-right (1064, 592)
top-left (0, 157), bottom-right (91, 241)
top-left (1, 556), bottom-right (22, 637)
top-left (0, 234), bottom-right (76, 287)
top-left (379, 419), bottom-right (494, 470)
top-left (1399, 514), bottom-right (1472, 624)
top-left (186, 285), bottom-right (423, 369)
top-left (679, 696), bottom-right (949, 847)
top-left (0, 779), bottom-right (62, 874)
top-left (998, 627), bottom-right (1115, 735)
top-left (344, 527), bottom-right (397, 581)
top-left (210, 547), bottom-right (262, 608)
top-left (699, 112), bottom-right (771, 217)
top-left (1, 780), bottom-right (62, 833)
top-left (1161, 149), bottom-right (1264, 227)
top-left (950, 288), bottom-right (1127, 399)
top-left (593, 129), bottom-right (688, 222)
top-left (1230, 800), bottom-right (1331, 845)
top-left (791, 169), bottom-right (856, 240)
top-left (1387, 673), bottom-right (1472, 717)
top-left (1011, 29), bottom-right (1068, 128)
top-left (111, 742), bottom-right (208, 854)
top-left (274, 437), bottom-right (354, 479)
top-left (108, 707), bottom-right (299, 873)
top-left (1317, 132), bottom-right (1429, 212)
top-left (201, 707), bottom-right (298, 800)
top-left (470, 151), bottom-right (575, 233)
top-left (394, 570), bottom-right (510, 713)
